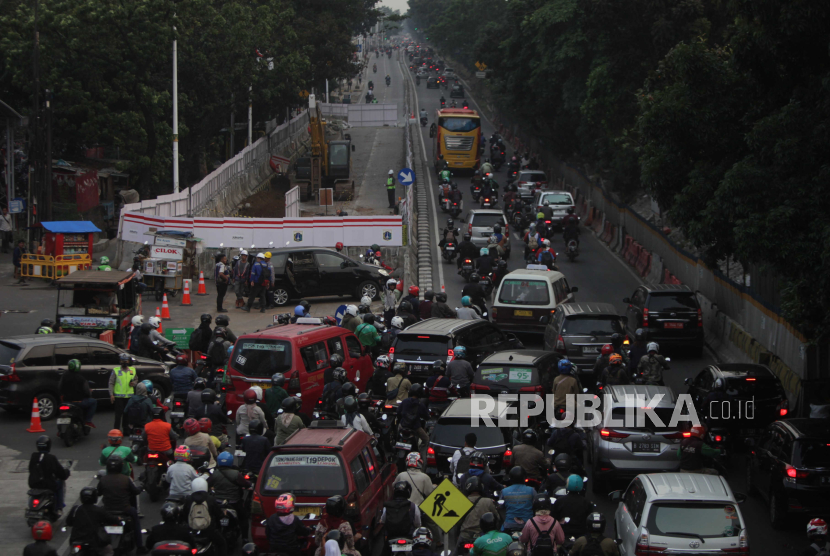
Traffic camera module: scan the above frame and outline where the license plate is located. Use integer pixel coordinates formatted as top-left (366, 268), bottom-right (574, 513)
top-left (392, 546), bottom-right (413, 552)
top-left (57, 418), bottom-right (71, 425)
top-left (235, 450), bottom-right (246, 457)
top-left (445, 246), bottom-right (455, 251)
top-left (514, 310), bottom-right (533, 317)
top-left (293, 506), bottom-right (321, 517)
top-left (395, 442), bottom-right (411, 449)
top-left (821, 477), bottom-right (830, 484)
top-left (664, 322), bottom-right (683, 329)
top-left (171, 411), bottom-right (184, 418)
top-left (582, 346), bottom-right (599, 354)
top-left (220, 518), bottom-right (229, 526)
top-left (105, 526), bottom-right (123, 535)
top-left (408, 364), bottom-right (427, 373)
top-left (633, 442), bottom-right (661, 453)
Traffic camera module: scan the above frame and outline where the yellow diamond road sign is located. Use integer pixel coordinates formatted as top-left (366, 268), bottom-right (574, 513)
top-left (418, 478), bottom-right (474, 533)
top-left (300, 90), bottom-right (310, 98)
top-left (475, 61), bottom-right (487, 71)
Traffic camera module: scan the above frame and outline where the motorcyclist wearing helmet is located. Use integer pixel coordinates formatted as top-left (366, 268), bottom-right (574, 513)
top-left (570, 512), bottom-right (618, 556)
top-left (458, 476), bottom-right (500, 546)
top-left (475, 246), bottom-right (496, 276)
top-left (145, 502), bottom-right (192, 549)
top-left (341, 305), bottom-right (361, 332)
top-left (381, 482), bottom-right (423, 543)
top-left (137, 321), bottom-right (167, 361)
top-left (342, 395), bottom-right (374, 435)
top-left (519, 494), bottom-right (565, 554)
top-left (591, 344), bottom-right (617, 386)
top-left (314, 496), bottom-right (360, 556)
top-left (430, 291), bottom-right (457, 318)
top-left (561, 207), bottom-right (580, 243)
top-left (536, 239), bottom-right (556, 269)
top-left (122, 381), bottom-right (154, 434)
top-left (236, 388), bottom-right (270, 436)
top-left (212, 314), bottom-right (237, 343)
top-left (471, 512), bottom-right (512, 556)
top-left (637, 342), bottom-right (669, 385)
top-left (355, 314), bottom-right (382, 357)
top-left (677, 424), bottom-right (721, 475)
top-left (129, 315), bottom-right (144, 355)
top-left (490, 224), bottom-right (507, 257)
top-left (322, 367), bottom-right (347, 414)
top-left (419, 290), bottom-right (434, 320)
top-left (66, 487), bottom-right (120, 555)
top-left (401, 286), bottom-right (421, 322)
top-left (187, 377), bottom-right (208, 416)
top-left (24, 520), bottom-right (58, 556)
top-left (205, 326), bottom-right (229, 381)
top-left (803, 518), bottom-right (830, 556)
top-left (34, 318), bottom-right (56, 335)
top-left (183, 416), bottom-right (218, 466)
top-left (183, 477), bottom-right (226, 553)
top-left (552, 359), bottom-right (580, 415)
top-left (480, 159), bottom-right (495, 178)
top-left (397, 384), bottom-right (430, 456)
top-left (190, 314), bottom-right (213, 354)
top-left (99, 429), bottom-right (138, 475)
top-left (263, 372), bottom-right (289, 415)
top-left (547, 411), bottom-right (586, 468)
top-left (29, 436), bottom-right (70, 515)
top-left (456, 296), bottom-right (481, 320)
top-left (539, 200), bottom-right (554, 220)
top-left (240, 419), bottom-right (271, 473)
top-left (396, 299), bottom-right (418, 329)
top-left (142, 406), bottom-right (176, 459)
top-left (169, 354), bottom-right (198, 395)
top-left (552, 475), bottom-right (595, 540)
top-left (394, 452), bottom-right (435, 505)
top-left (458, 451), bottom-right (504, 499)
top-left (461, 274), bottom-right (487, 312)
top-left (626, 328), bottom-right (648, 375)
top-left (511, 429), bottom-right (548, 481)
top-left (207, 451), bottom-right (252, 535)
top-left (425, 360), bottom-right (451, 407)
top-left (446, 346), bottom-right (474, 397)
top-left (452, 433), bottom-right (477, 486)
top-left (492, 259), bottom-right (509, 289)
top-left (167, 446), bottom-right (198, 496)
top-left (499, 466), bottom-right (536, 533)
top-left (544, 453), bottom-right (574, 493)
top-left (456, 233), bottom-right (479, 270)
top-left (58, 358), bottom-right (97, 427)
top-left (411, 527), bottom-right (440, 556)
top-left (599, 353), bottom-right (630, 387)
top-left (368, 355), bottom-right (393, 398)
top-left (438, 218), bottom-right (460, 251)
top-left (275, 396), bottom-right (306, 444)
top-left (97, 454), bottom-right (145, 551)
top-left (387, 362), bottom-right (412, 403)
top-left (148, 316), bottom-right (176, 349)
top-left (267, 493), bottom-right (313, 556)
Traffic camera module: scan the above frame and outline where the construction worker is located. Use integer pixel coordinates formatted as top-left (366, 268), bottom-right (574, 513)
top-left (386, 170), bottom-right (397, 208)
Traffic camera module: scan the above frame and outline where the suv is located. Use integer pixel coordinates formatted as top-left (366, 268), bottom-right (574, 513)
top-left (623, 284), bottom-right (704, 355)
top-left (746, 418), bottom-right (830, 528)
top-left (589, 385), bottom-right (684, 492)
top-left (610, 473), bottom-right (749, 555)
top-left (427, 398), bottom-right (516, 481)
top-left (492, 269), bottom-right (578, 335)
top-left (426, 76), bottom-right (440, 89)
top-left (542, 302), bottom-right (627, 382)
top-left (516, 170), bottom-right (549, 201)
top-left (532, 191), bottom-right (575, 228)
top-left (685, 363), bottom-right (788, 441)
top-left (251, 422), bottom-right (395, 551)
top-left (226, 319), bottom-right (374, 416)
top-left (450, 84), bottom-right (465, 98)
top-left (0, 335), bottom-right (170, 420)
top-left (467, 209), bottom-right (510, 255)
top-left (471, 350), bottom-right (562, 395)
top-left (268, 248), bottom-right (389, 306)
top-left (390, 319), bottom-right (523, 381)
top-left (443, 68), bottom-right (456, 79)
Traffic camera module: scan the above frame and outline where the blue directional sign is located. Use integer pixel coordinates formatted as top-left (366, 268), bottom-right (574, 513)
top-left (9, 198), bottom-right (25, 214)
top-left (398, 168), bottom-right (415, 186)
top-left (334, 304), bottom-right (348, 326)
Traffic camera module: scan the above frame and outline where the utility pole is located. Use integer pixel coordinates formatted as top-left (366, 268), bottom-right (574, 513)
top-left (173, 19), bottom-right (179, 196)
top-left (248, 86), bottom-right (252, 147)
top-left (229, 95), bottom-right (235, 157)
top-left (31, 0), bottom-right (40, 238)
top-left (45, 89), bottom-right (51, 221)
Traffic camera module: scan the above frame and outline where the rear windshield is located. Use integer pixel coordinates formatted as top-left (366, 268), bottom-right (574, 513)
top-left (648, 293), bottom-right (698, 311)
top-left (432, 419), bottom-right (506, 448)
top-left (471, 214), bottom-right (506, 229)
top-left (646, 503), bottom-right (742, 538)
top-left (393, 335), bottom-right (449, 357)
top-left (561, 316), bottom-right (623, 336)
top-left (519, 172), bottom-right (546, 182)
top-left (609, 407), bottom-right (678, 432)
top-left (794, 440), bottom-right (830, 468)
top-left (475, 366), bottom-right (538, 387)
top-left (262, 453), bottom-right (347, 496)
top-left (498, 279), bottom-right (550, 305)
top-left (0, 341), bottom-right (23, 365)
top-left (540, 193), bottom-right (572, 205)
top-left (724, 378), bottom-right (781, 399)
top-left (231, 340), bottom-right (292, 377)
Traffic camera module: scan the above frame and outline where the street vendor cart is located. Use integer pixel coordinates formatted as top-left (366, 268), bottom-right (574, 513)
top-left (55, 270), bottom-right (141, 348)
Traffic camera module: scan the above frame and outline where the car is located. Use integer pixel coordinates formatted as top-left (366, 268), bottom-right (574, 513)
top-left (515, 170), bottom-right (549, 200)
top-left (532, 190), bottom-right (575, 228)
top-left (610, 473), bottom-right (748, 555)
top-left (426, 397), bottom-right (516, 481)
top-left (623, 284), bottom-right (704, 355)
top-left (542, 302), bottom-right (627, 382)
top-left (443, 68), bottom-right (456, 79)
top-left (588, 385), bottom-right (684, 492)
top-left (250, 422), bottom-right (395, 552)
top-left (268, 247), bottom-right (389, 306)
top-left (491, 268), bottom-right (578, 335)
top-left (0, 335), bottom-right (171, 420)
top-left (685, 363), bottom-right (788, 441)
top-left (426, 76), bottom-right (440, 89)
top-left (467, 209), bottom-right (510, 256)
top-left (471, 350), bottom-right (562, 395)
top-left (450, 84), bottom-right (465, 98)
top-left (745, 418), bottom-right (830, 528)
top-left (416, 67), bottom-right (429, 78)
top-left (226, 319), bottom-right (374, 416)
top-left (390, 318), bottom-right (523, 381)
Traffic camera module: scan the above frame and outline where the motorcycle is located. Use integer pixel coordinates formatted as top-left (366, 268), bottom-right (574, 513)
top-left (56, 402), bottom-right (91, 447)
top-left (217, 498), bottom-right (242, 550)
top-left (26, 487), bottom-right (61, 526)
top-left (143, 449), bottom-right (172, 502)
top-left (389, 537), bottom-right (415, 554)
top-left (470, 182), bottom-right (482, 201)
top-left (459, 259), bottom-right (475, 282)
top-left (106, 513), bottom-right (135, 556)
top-left (386, 77), bottom-right (391, 87)
top-left (480, 193), bottom-right (497, 209)
top-left (373, 65), bottom-right (377, 73)
top-left (420, 116), bottom-right (428, 127)
top-left (565, 239), bottom-right (579, 262)
top-left (166, 393), bottom-right (188, 436)
top-left (440, 98), bottom-right (446, 108)
top-left (441, 242), bottom-right (457, 263)
top-left (449, 199), bottom-right (463, 219)
top-left (394, 427), bottom-right (419, 470)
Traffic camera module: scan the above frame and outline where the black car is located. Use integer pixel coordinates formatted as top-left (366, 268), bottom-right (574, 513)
top-left (390, 318), bottom-right (523, 382)
top-left (270, 248), bottom-right (389, 305)
top-left (450, 84), bottom-right (465, 98)
top-left (426, 77), bottom-right (440, 89)
top-left (472, 350), bottom-right (562, 395)
top-left (623, 284), bottom-right (704, 355)
top-left (746, 419), bottom-right (830, 528)
top-left (684, 363), bottom-right (788, 439)
top-left (0, 335), bottom-right (171, 420)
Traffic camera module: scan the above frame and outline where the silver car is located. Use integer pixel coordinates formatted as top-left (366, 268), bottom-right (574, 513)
top-left (532, 190), bottom-right (574, 227)
top-left (588, 385), bottom-right (683, 492)
top-left (467, 209), bottom-right (510, 256)
top-left (516, 170), bottom-right (549, 200)
top-left (611, 473), bottom-right (748, 555)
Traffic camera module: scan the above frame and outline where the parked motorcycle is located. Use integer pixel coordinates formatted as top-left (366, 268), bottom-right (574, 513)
top-left (441, 242), bottom-right (457, 263)
top-left (56, 402), bottom-right (91, 447)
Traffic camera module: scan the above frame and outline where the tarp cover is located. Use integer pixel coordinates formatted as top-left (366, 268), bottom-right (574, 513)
top-left (42, 221), bottom-right (102, 233)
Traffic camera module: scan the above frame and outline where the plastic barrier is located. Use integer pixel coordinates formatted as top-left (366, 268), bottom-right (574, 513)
top-left (625, 241), bottom-right (641, 266)
top-left (663, 268), bottom-right (682, 285)
top-left (591, 212), bottom-right (604, 234)
top-left (99, 330), bottom-right (114, 344)
top-left (54, 254), bottom-right (92, 278)
top-left (584, 206), bottom-right (595, 226)
top-left (635, 248), bottom-right (652, 277)
top-left (20, 254), bottom-right (55, 279)
top-left (600, 222), bottom-right (612, 243)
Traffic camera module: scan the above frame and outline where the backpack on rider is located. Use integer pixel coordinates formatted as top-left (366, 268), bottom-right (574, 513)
top-left (188, 498), bottom-right (212, 531)
top-left (530, 521), bottom-right (555, 556)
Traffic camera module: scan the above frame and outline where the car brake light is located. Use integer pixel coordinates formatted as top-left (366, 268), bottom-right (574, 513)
top-left (600, 429), bottom-right (630, 438)
top-left (745, 377), bottom-right (756, 381)
top-left (60, 405), bottom-right (70, 411)
top-left (663, 432), bottom-right (684, 440)
top-left (519, 385), bottom-right (543, 393)
top-left (1, 362), bottom-right (20, 382)
top-left (447, 349), bottom-right (455, 363)
top-left (643, 308), bottom-right (649, 328)
top-left (634, 528), bottom-right (666, 555)
top-left (697, 308), bottom-right (703, 327)
top-left (427, 446), bottom-right (436, 466)
top-left (715, 435), bottom-right (722, 442)
top-left (251, 493), bottom-right (263, 516)
top-left (468, 223), bottom-right (473, 235)
top-left (555, 335), bottom-right (566, 354)
top-left (503, 449), bottom-right (512, 468)
top-left (470, 383), bottom-right (490, 391)
top-left (721, 528), bottom-right (749, 553)
top-left (780, 408), bottom-right (788, 416)
top-left (683, 432), bottom-right (691, 437)
top-left (786, 465), bottom-right (809, 479)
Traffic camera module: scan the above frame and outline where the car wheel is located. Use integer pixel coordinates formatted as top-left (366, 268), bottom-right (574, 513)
top-left (273, 288), bottom-right (290, 306)
top-left (357, 281), bottom-right (379, 301)
top-left (769, 491), bottom-right (787, 529)
top-left (36, 393), bottom-right (58, 421)
top-left (149, 382), bottom-right (167, 401)
top-left (745, 461), bottom-right (757, 495)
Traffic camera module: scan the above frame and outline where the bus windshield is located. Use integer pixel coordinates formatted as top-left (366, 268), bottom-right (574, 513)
top-left (439, 117), bottom-right (480, 132)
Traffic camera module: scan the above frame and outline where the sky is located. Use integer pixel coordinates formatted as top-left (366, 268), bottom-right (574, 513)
top-left (380, 0), bottom-right (409, 15)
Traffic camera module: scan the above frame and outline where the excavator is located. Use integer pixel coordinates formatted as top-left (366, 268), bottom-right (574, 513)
top-left (295, 93), bottom-right (354, 201)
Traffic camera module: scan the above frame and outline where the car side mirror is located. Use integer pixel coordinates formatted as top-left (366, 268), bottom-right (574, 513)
top-left (341, 262), bottom-right (347, 269)
top-left (539, 315), bottom-right (549, 325)
top-left (734, 492), bottom-right (747, 504)
top-left (622, 297), bottom-right (631, 304)
top-left (351, 145), bottom-right (356, 152)
top-left (608, 490), bottom-right (622, 503)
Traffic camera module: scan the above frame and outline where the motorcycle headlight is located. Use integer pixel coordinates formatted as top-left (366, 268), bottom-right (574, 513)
top-left (378, 269), bottom-right (389, 277)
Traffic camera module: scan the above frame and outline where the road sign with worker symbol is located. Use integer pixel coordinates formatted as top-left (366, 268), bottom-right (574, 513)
top-left (418, 478), bottom-right (473, 533)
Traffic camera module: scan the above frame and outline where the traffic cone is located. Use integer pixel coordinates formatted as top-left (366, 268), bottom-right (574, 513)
top-left (161, 294), bottom-right (172, 320)
top-left (155, 307), bottom-right (164, 334)
top-left (181, 279), bottom-right (192, 306)
top-left (196, 271), bottom-right (208, 296)
top-left (26, 398), bottom-right (45, 433)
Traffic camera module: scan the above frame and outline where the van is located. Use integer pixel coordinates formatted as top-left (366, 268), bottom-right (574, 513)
top-left (491, 268), bottom-right (578, 335)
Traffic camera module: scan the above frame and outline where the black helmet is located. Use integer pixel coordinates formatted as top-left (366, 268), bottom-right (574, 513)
top-left (200, 314), bottom-right (213, 324)
top-left (151, 406), bottom-right (164, 418)
top-left (586, 512), bottom-right (606, 534)
top-left (610, 333), bottom-right (623, 349)
top-left (342, 382), bottom-right (357, 397)
top-left (433, 360), bottom-right (446, 373)
top-left (326, 495), bottom-right (346, 517)
top-left (567, 207), bottom-right (574, 214)
top-left (358, 303), bottom-right (370, 314)
top-left (214, 327), bottom-right (226, 339)
top-left (36, 435), bottom-right (51, 453)
top-left (329, 354), bottom-right (344, 368)
top-left (463, 233), bottom-right (472, 242)
top-left (436, 292), bottom-right (447, 303)
top-left (299, 300), bottom-right (311, 313)
top-left (469, 451), bottom-right (487, 469)
top-left (362, 313), bottom-right (375, 325)
top-left (281, 396), bottom-right (298, 413)
top-left (554, 453), bottom-right (572, 474)
top-left (332, 367), bottom-right (347, 383)
top-left (497, 260), bottom-right (508, 269)
top-left (249, 419), bottom-right (264, 435)
top-left (470, 272), bottom-right (480, 282)
top-left (160, 501), bottom-right (181, 522)
top-left (80, 486), bottom-right (99, 504)
top-left (344, 396), bottom-right (358, 414)
top-left (522, 428), bottom-right (538, 445)
top-left (106, 454), bottom-right (124, 474)
top-left (200, 389), bottom-right (216, 404)
top-left (409, 383), bottom-right (424, 398)
top-left (532, 494), bottom-right (552, 514)
top-left (393, 481), bottom-right (413, 500)
top-left (463, 475), bottom-right (482, 495)
top-left (509, 466), bottom-right (526, 485)
top-left (480, 512), bottom-right (498, 534)
top-left (493, 224), bottom-right (502, 233)
top-left (446, 218), bottom-right (454, 228)
top-left (399, 300), bottom-right (413, 313)
top-left (241, 543), bottom-right (259, 556)
top-left (326, 529), bottom-right (345, 549)
top-left (194, 377), bottom-right (207, 390)
top-left (140, 323), bottom-right (153, 334)
top-left (215, 315), bottom-right (230, 327)
top-left (451, 183), bottom-right (458, 191)
top-left (40, 318), bottom-right (56, 329)
top-left (357, 392), bottom-right (371, 408)
top-left (271, 373), bottom-right (286, 387)
top-left (424, 290), bottom-right (435, 301)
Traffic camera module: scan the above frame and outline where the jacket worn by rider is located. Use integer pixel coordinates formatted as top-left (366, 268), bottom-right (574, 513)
top-left (144, 419), bottom-right (176, 452)
top-left (511, 443), bottom-right (547, 480)
top-left (638, 354), bottom-right (669, 384)
top-left (207, 466), bottom-right (251, 503)
top-left (66, 503), bottom-right (120, 548)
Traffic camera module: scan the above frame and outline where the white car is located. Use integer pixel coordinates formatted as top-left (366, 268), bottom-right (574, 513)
top-left (532, 190), bottom-right (574, 227)
top-left (443, 68), bottom-right (456, 79)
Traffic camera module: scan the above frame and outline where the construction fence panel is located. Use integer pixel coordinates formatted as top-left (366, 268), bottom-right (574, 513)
top-left (320, 103), bottom-right (349, 119)
top-left (285, 186), bottom-right (300, 218)
top-left (347, 103), bottom-right (399, 127)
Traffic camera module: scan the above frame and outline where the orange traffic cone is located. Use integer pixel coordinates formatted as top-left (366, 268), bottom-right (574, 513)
top-left (196, 271), bottom-right (208, 296)
top-left (27, 398), bottom-right (45, 433)
top-left (155, 307), bottom-right (164, 334)
top-left (161, 294), bottom-right (172, 320)
top-left (181, 279), bottom-right (192, 306)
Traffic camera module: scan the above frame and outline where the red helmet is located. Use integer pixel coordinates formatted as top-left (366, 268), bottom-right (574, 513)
top-left (335, 242), bottom-right (344, 251)
top-left (107, 429), bottom-right (124, 446)
top-left (198, 417), bottom-right (212, 434)
top-left (275, 493), bottom-right (295, 515)
top-left (243, 388), bottom-right (258, 404)
top-left (175, 354), bottom-right (188, 366)
top-left (32, 521), bottom-right (52, 541)
top-left (409, 286), bottom-right (420, 296)
top-left (183, 418), bottom-right (201, 436)
top-left (689, 425), bottom-right (706, 439)
top-left (601, 344), bottom-right (614, 356)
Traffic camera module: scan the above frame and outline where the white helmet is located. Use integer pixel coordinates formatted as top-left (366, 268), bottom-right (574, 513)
top-left (808, 518), bottom-right (828, 539)
top-left (543, 239), bottom-right (551, 247)
top-left (543, 201), bottom-right (550, 206)
top-left (361, 296), bottom-right (373, 306)
top-left (375, 355), bottom-right (390, 369)
top-left (391, 316), bottom-right (404, 329)
top-left (346, 305), bottom-right (359, 317)
top-left (647, 342), bottom-right (659, 353)
top-left (386, 279), bottom-right (397, 288)
top-left (251, 385), bottom-right (263, 401)
top-left (240, 249), bottom-right (248, 255)
top-left (389, 169), bottom-right (394, 175)
top-left (131, 315), bottom-right (144, 327)
top-left (148, 316), bottom-right (161, 329)
top-left (191, 477), bottom-right (208, 493)
top-left (256, 253), bottom-right (265, 259)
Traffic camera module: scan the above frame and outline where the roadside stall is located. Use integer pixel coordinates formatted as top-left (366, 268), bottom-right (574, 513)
top-left (20, 221), bottom-right (97, 280)
top-left (140, 233), bottom-right (187, 300)
top-left (55, 270), bottom-right (141, 347)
